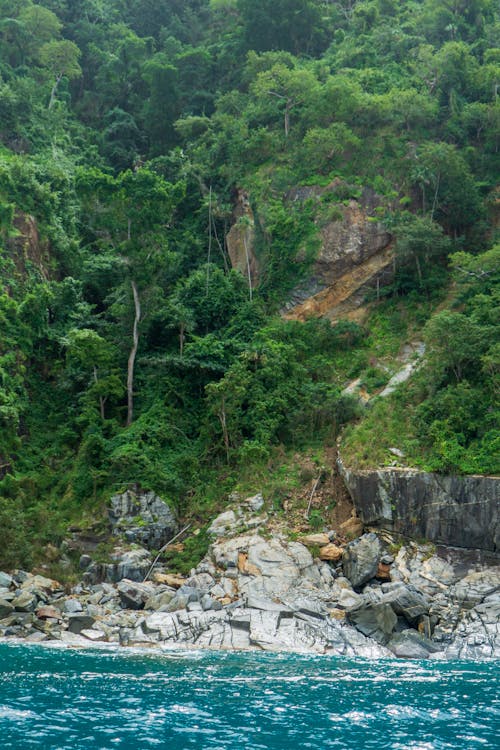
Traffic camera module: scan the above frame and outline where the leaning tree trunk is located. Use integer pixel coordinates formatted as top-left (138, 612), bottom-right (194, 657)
top-left (126, 280), bottom-right (141, 427)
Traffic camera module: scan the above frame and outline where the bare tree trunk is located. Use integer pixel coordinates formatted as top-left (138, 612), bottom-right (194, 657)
top-left (243, 232), bottom-right (253, 301)
top-left (48, 73), bottom-right (63, 109)
top-left (126, 280), bottom-right (141, 427)
top-left (218, 398), bottom-right (230, 464)
top-left (93, 366), bottom-right (106, 420)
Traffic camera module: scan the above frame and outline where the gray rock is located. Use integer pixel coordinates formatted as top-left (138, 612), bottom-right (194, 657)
top-left (144, 590), bottom-right (175, 611)
top-left (207, 510), bottom-right (238, 537)
top-left (339, 460), bottom-right (499, 552)
top-left (388, 630), bottom-right (442, 659)
top-left (0, 572), bottom-right (13, 588)
top-left (64, 599), bottom-right (83, 614)
top-left (117, 580), bottom-right (155, 610)
top-left (247, 493), bottom-right (264, 512)
top-left (80, 628), bottom-right (106, 642)
top-left (347, 597), bottom-right (398, 644)
top-left (67, 614), bottom-right (96, 634)
top-left (109, 489), bottom-right (178, 550)
top-left (84, 547), bottom-right (152, 585)
top-left (0, 600), bottom-right (14, 618)
top-left (79, 555), bottom-right (92, 570)
top-left (13, 591), bottom-right (37, 612)
top-left (386, 583), bottom-right (429, 624)
top-left (342, 533), bottom-right (381, 589)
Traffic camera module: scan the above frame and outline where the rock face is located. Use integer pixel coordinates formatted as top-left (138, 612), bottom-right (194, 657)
top-left (339, 459), bottom-right (499, 552)
top-left (0, 506), bottom-right (498, 659)
top-left (83, 547), bottom-right (152, 585)
top-left (226, 189), bottom-right (260, 288)
top-left (282, 184), bottom-right (393, 321)
top-left (342, 533), bottom-right (381, 589)
top-left (226, 183), bottom-right (393, 322)
top-left (109, 489), bottom-right (178, 550)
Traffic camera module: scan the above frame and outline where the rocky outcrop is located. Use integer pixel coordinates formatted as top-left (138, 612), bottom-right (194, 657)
top-left (282, 184), bottom-right (393, 320)
top-left (226, 189), bottom-right (260, 288)
top-left (7, 213), bottom-right (51, 282)
top-left (108, 489), bottom-right (178, 550)
top-left (226, 182), bottom-right (393, 321)
top-left (1, 501), bottom-right (498, 658)
top-left (339, 459), bottom-right (499, 552)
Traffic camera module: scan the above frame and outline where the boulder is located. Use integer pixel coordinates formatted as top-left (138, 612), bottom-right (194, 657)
top-left (301, 534), bottom-right (330, 547)
top-left (117, 579), bottom-right (155, 610)
top-left (64, 598), bottom-right (84, 614)
top-left (207, 510), bottom-right (238, 537)
top-left (388, 630), bottom-right (442, 659)
top-left (0, 572), bottom-right (13, 589)
top-left (109, 489), bottom-right (178, 550)
top-left (342, 533), bottom-right (381, 589)
top-left (35, 606), bottom-right (62, 621)
top-left (144, 590), bottom-right (175, 611)
top-left (67, 614), bottom-right (96, 634)
top-left (347, 595), bottom-right (398, 644)
top-left (0, 599), bottom-right (14, 618)
top-left (13, 591), bottom-right (37, 612)
top-left (84, 547), bottom-right (152, 585)
top-left (385, 583), bottom-right (429, 624)
top-left (81, 628), bottom-right (106, 642)
top-left (319, 544), bottom-right (343, 562)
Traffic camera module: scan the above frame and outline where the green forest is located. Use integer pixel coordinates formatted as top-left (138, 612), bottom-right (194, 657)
top-left (0, 0), bottom-right (498, 571)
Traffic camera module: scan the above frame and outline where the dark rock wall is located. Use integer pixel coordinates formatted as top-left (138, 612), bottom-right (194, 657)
top-left (338, 460), bottom-right (499, 552)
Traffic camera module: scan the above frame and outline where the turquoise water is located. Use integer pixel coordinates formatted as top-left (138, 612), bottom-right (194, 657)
top-left (0, 644), bottom-right (498, 749)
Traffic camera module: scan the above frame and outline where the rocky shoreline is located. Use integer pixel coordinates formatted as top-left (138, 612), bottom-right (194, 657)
top-left (1, 494), bottom-right (498, 659)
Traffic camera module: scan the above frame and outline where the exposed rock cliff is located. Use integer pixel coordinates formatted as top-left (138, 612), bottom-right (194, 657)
top-left (1, 496), bottom-right (498, 659)
top-left (225, 188), bottom-right (260, 289)
top-left (283, 184), bottom-right (393, 320)
top-left (338, 459), bottom-right (499, 552)
top-left (226, 182), bottom-right (393, 320)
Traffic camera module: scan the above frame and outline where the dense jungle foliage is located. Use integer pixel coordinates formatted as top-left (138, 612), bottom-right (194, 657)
top-left (0, 0), bottom-right (498, 568)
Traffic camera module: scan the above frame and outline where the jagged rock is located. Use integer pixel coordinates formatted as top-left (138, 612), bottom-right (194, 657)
top-left (319, 543), bottom-right (343, 562)
top-left (13, 591), bottom-right (37, 612)
top-left (0, 600), bottom-right (14, 618)
top-left (339, 516), bottom-right (364, 539)
top-left (385, 583), bottom-right (429, 624)
top-left (35, 606), bottom-right (62, 621)
top-left (79, 555), bottom-right (92, 570)
top-left (450, 570), bottom-right (499, 608)
top-left (67, 614), bottom-right (96, 634)
top-left (342, 533), bottom-right (381, 589)
top-left (84, 547), bottom-right (152, 584)
top-left (301, 533), bottom-right (330, 547)
top-left (0, 572), bottom-right (13, 588)
top-left (21, 574), bottom-right (62, 593)
top-left (64, 598), bottom-right (84, 614)
top-left (117, 579), bottom-right (155, 610)
top-left (388, 630), bottom-right (442, 659)
top-left (246, 493), bottom-right (264, 512)
top-left (109, 489), bottom-right (178, 550)
top-left (151, 573), bottom-right (185, 588)
top-left (81, 628), bottom-right (106, 641)
top-left (207, 510), bottom-right (238, 537)
top-left (348, 599), bottom-right (398, 644)
top-left (144, 590), bottom-right (176, 611)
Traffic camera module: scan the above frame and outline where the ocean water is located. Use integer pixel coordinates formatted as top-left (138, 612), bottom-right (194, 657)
top-left (0, 644), bottom-right (498, 749)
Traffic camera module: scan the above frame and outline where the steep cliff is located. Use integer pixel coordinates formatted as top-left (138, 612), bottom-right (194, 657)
top-left (338, 458), bottom-right (499, 552)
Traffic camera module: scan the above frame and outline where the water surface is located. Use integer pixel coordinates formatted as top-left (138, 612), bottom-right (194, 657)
top-left (0, 643), bottom-right (498, 749)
